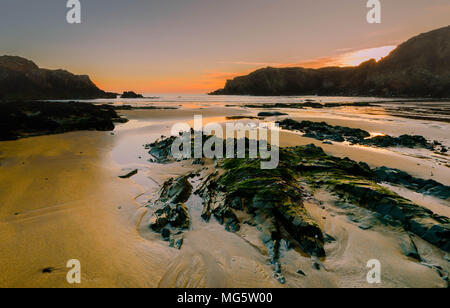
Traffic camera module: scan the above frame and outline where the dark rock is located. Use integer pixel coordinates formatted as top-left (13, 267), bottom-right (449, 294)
top-left (0, 56), bottom-right (117, 100)
top-left (169, 233), bottom-right (184, 250)
top-left (399, 236), bottom-right (421, 261)
top-left (358, 223), bottom-right (373, 230)
top-left (120, 91), bottom-right (144, 99)
top-left (42, 267), bottom-right (55, 274)
top-left (147, 136), bottom-right (177, 164)
top-left (161, 228), bottom-right (171, 240)
top-left (209, 26), bottom-right (450, 98)
top-left (0, 101), bottom-right (127, 141)
top-left (374, 167), bottom-right (450, 200)
top-left (277, 119), bottom-right (370, 144)
top-left (296, 269), bottom-right (307, 276)
top-left (278, 119), bottom-right (434, 150)
top-left (362, 135), bottom-right (432, 149)
top-left (150, 203), bottom-right (190, 238)
top-left (119, 169), bottom-right (138, 179)
top-left (158, 176), bottom-right (193, 204)
top-left (423, 225), bottom-right (450, 249)
top-left (225, 219), bottom-right (240, 232)
top-left (149, 211), bottom-right (169, 232)
top-left (257, 112), bottom-right (288, 117)
top-left (324, 233), bottom-right (336, 243)
top-left (192, 158), bottom-right (205, 165)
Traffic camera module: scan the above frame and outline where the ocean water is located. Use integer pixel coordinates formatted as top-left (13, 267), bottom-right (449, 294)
top-left (64, 94), bottom-right (395, 107)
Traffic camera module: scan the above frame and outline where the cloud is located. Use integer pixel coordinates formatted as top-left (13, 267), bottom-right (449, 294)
top-left (220, 45), bottom-right (397, 71)
top-left (219, 61), bottom-right (286, 67)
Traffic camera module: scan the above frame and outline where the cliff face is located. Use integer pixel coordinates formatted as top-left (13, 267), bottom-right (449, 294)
top-left (0, 56), bottom-right (117, 100)
top-left (210, 25), bottom-right (450, 98)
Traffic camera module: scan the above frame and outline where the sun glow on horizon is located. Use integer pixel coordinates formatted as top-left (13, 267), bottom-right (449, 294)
top-left (339, 45), bottom-right (397, 66)
top-left (93, 45), bottom-right (399, 94)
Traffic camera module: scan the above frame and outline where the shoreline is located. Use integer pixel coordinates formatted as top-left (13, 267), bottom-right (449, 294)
top-left (0, 102), bottom-right (448, 288)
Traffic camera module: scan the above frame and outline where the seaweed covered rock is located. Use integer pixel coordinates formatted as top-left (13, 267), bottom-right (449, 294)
top-left (277, 119), bottom-right (435, 150)
top-left (257, 111), bottom-right (288, 117)
top-left (361, 135), bottom-right (432, 149)
top-left (159, 176), bottom-right (193, 204)
top-left (146, 136), bottom-right (177, 163)
top-left (373, 167), bottom-right (450, 200)
top-left (149, 203), bottom-right (191, 231)
top-left (120, 91), bottom-right (143, 99)
top-left (278, 119), bottom-right (370, 143)
top-left (0, 101), bottom-right (127, 141)
top-left (196, 154), bottom-right (325, 258)
top-left (148, 176), bottom-right (193, 249)
top-left (289, 144), bottom-right (450, 252)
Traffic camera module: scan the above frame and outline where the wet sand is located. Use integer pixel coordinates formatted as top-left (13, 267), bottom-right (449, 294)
top-left (0, 102), bottom-right (448, 288)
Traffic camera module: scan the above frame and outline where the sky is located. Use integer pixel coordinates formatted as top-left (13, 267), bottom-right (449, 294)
top-left (0, 0), bottom-right (449, 94)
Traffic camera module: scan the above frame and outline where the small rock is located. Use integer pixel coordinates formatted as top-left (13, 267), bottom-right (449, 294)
top-left (169, 234), bottom-right (184, 250)
top-left (296, 269), bottom-right (307, 276)
top-left (274, 262), bottom-right (282, 274)
top-left (119, 169), bottom-right (138, 179)
top-left (324, 233), bottom-right (336, 243)
top-left (358, 223), bottom-right (373, 230)
top-left (42, 267), bottom-right (55, 274)
top-left (161, 228), bottom-right (171, 240)
top-left (273, 273), bottom-right (286, 284)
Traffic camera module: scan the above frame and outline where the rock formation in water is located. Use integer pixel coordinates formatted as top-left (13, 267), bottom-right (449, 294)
top-left (277, 119), bottom-right (439, 150)
top-left (120, 91), bottom-right (144, 99)
top-left (145, 136), bottom-right (450, 284)
top-left (0, 56), bottom-right (117, 100)
top-left (0, 101), bottom-right (127, 140)
top-left (210, 26), bottom-right (450, 98)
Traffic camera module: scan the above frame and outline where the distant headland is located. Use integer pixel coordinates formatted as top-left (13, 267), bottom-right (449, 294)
top-left (210, 26), bottom-right (450, 98)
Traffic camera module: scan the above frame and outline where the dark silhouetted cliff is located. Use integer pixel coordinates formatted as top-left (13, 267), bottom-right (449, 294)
top-left (0, 56), bottom-right (117, 100)
top-left (210, 26), bottom-right (450, 98)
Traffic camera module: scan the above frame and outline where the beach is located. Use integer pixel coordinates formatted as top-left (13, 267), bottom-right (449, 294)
top-left (0, 96), bottom-right (449, 288)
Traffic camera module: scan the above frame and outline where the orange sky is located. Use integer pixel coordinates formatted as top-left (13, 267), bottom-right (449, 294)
top-left (94, 45), bottom-right (398, 93)
top-left (2, 0), bottom-right (449, 94)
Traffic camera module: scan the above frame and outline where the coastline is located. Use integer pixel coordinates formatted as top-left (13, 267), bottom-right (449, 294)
top-left (0, 100), bottom-right (448, 288)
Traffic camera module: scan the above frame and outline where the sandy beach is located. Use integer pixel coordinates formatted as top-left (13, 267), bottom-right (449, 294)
top-left (0, 99), bottom-right (448, 288)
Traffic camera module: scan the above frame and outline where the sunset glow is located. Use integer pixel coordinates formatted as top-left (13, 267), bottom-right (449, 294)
top-left (339, 45), bottom-right (397, 66)
top-left (4, 1), bottom-right (447, 94)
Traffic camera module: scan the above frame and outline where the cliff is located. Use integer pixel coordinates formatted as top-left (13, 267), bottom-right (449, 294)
top-left (210, 25), bottom-right (450, 98)
top-left (0, 56), bottom-right (117, 100)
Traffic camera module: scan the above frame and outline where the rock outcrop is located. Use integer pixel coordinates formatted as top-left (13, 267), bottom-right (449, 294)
top-left (0, 101), bottom-right (127, 141)
top-left (277, 119), bottom-right (436, 150)
top-left (145, 135), bottom-right (450, 284)
top-left (210, 26), bottom-right (450, 98)
top-left (120, 91), bottom-right (144, 99)
top-left (149, 176), bottom-right (193, 249)
top-left (0, 56), bottom-right (117, 100)
top-left (374, 167), bottom-right (450, 200)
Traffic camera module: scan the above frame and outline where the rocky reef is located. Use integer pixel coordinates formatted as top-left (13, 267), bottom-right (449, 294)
top-left (145, 134), bottom-right (450, 284)
top-left (0, 101), bottom-right (127, 141)
top-left (120, 91), bottom-right (144, 99)
top-left (149, 176), bottom-right (193, 249)
top-left (278, 119), bottom-right (439, 150)
top-left (0, 56), bottom-right (117, 100)
top-left (291, 145), bottom-right (449, 252)
top-left (242, 101), bottom-right (373, 109)
top-left (210, 26), bottom-right (450, 98)
top-left (374, 167), bottom-right (450, 200)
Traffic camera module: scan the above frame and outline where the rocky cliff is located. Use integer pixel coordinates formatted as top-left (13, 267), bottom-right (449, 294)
top-left (0, 56), bottom-right (117, 100)
top-left (210, 26), bottom-right (450, 98)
